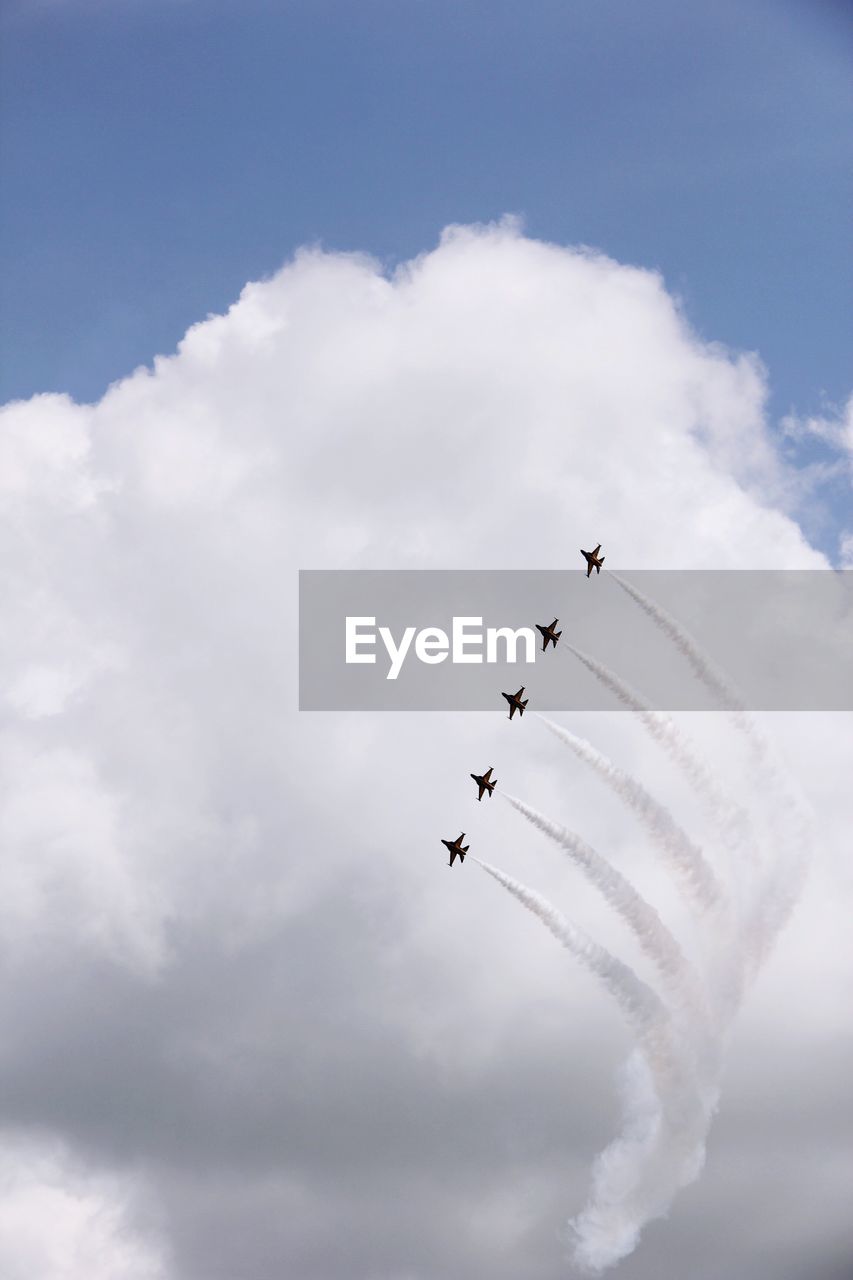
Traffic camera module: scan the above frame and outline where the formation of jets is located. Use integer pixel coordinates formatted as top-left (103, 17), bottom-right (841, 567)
top-left (439, 542), bottom-right (604, 866)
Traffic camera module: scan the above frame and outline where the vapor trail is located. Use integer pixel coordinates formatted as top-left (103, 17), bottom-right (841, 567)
top-left (476, 860), bottom-right (671, 1060)
top-left (569, 1046), bottom-right (717, 1274)
top-left (608, 570), bottom-right (747, 716)
top-left (538, 716), bottom-right (724, 915)
top-left (478, 859), bottom-right (718, 1271)
top-left (737, 810), bottom-right (813, 986)
top-left (561, 640), bottom-right (752, 858)
top-left (606, 571), bottom-right (812, 975)
top-left (483, 577), bottom-right (813, 1269)
top-left (499, 791), bottom-right (708, 1027)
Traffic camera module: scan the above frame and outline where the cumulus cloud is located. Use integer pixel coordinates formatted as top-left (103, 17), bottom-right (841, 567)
top-left (0, 222), bottom-right (849, 1276)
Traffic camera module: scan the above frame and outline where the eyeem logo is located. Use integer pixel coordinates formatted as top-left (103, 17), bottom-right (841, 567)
top-left (346, 616), bottom-right (537, 680)
top-left (300, 570), bottom-right (853, 711)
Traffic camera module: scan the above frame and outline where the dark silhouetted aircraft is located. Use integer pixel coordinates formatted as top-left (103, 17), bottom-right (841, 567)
top-left (502, 687), bottom-right (529, 719)
top-left (470, 767), bottom-right (496, 800)
top-left (536, 618), bottom-right (562, 651)
top-left (581, 544), bottom-right (605, 577)
top-left (441, 833), bottom-right (469, 867)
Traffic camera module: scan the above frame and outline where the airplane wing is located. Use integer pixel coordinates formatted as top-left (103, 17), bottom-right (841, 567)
top-left (483, 768), bottom-right (492, 781)
top-left (592, 544), bottom-right (600, 556)
top-left (586, 560), bottom-right (594, 577)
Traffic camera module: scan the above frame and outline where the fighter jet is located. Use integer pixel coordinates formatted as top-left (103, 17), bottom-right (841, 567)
top-left (441, 832), bottom-right (469, 867)
top-left (502, 687), bottom-right (529, 720)
top-left (470, 767), bottom-right (497, 801)
top-left (581, 543), bottom-right (605, 577)
top-left (536, 618), bottom-right (562, 651)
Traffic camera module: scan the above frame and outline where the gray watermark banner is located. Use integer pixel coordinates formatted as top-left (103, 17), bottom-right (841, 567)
top-left (298, 570), bottom-right (853, 711)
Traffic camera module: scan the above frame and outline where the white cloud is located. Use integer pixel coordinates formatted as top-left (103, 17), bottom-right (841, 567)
top-left (781, 394), bottom-right (853, 455)
top-left (0, 1140), bottom-right (166, 1280)
top-left (840, 531), bottom-right (853, 569)
top-left (0, 222), bottom-right (849, 1276)
top-left (0, 738), bottom-right (167, 970)
top-left (0, 221), bottom-right (830, 968)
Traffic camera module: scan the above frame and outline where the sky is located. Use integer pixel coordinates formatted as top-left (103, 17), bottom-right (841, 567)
top-left (1, 4), bottom-right (852, 1280)
top-left (1, 0), bottom-right (851, 415)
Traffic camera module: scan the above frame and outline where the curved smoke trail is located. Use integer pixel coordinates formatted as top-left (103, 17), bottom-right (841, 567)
top-left (561, 640), bottom-right (753, 860)
top-left (478, 859), bottom-right (718, 1273)
top-left (537, 715), bottom-right (724, 916)
top-left (555, 640), bottom-right (756, 1017)
top-left (607, 570), bottom-right (813, 974)
top-left (473, 578), bottom-right (811, 1269)
top-left (476, 859), bottom-right (672, 1068)
top-left (499, 791), bottom-right (708, 1030)
top-left (569, 1044), bottom-right (718, 1274)
top-left (608, 570), bottom-right (812, 852)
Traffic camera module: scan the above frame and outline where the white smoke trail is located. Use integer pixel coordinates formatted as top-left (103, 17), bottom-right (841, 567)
top-left (557, 640), bottom-right (761, 1020)
top-left (538, 715), bottom-right (724, 916)
top-left (607, 572), bottom-right (812, 865)
top-left (475, 581), bottom-right (812, 1269)
top-left (569, 1046), bottom-right (717, 1274)
top-left (607, 570), bottom-right (813, 974)
top-left (737, 808), bottom-right (813, 986)
top-left (478, 859), bottom-right (718, 1272)
top-left (561, 640), bottom-right (753, 859)
top-left (608, 571), bottom-right (748, 717)
top-left (500, 791), bottom-right (708, 1029)
top-left (476, 859), bottom-right (671, 1067)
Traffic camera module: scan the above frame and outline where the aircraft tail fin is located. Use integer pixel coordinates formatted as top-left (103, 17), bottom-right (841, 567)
top-left (555, 630), bottom-right (562, 641)
top-left (521, 699), bottom-right (528, 711)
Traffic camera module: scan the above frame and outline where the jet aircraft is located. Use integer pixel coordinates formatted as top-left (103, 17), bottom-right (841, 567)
top-left (441, 832), bottom-right (469, 867)
top-left (470, 767), bottom-right (497, 800)
top-left (536, 618), bottom-right (562, 651)
top-left (581, 544), bottom-right (605, 577)
top-left (502, 687), bottom-right (529, 719)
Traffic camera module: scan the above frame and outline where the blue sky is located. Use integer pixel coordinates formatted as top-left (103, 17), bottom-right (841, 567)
top-left (1, 0), bottom-right (850, 425)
